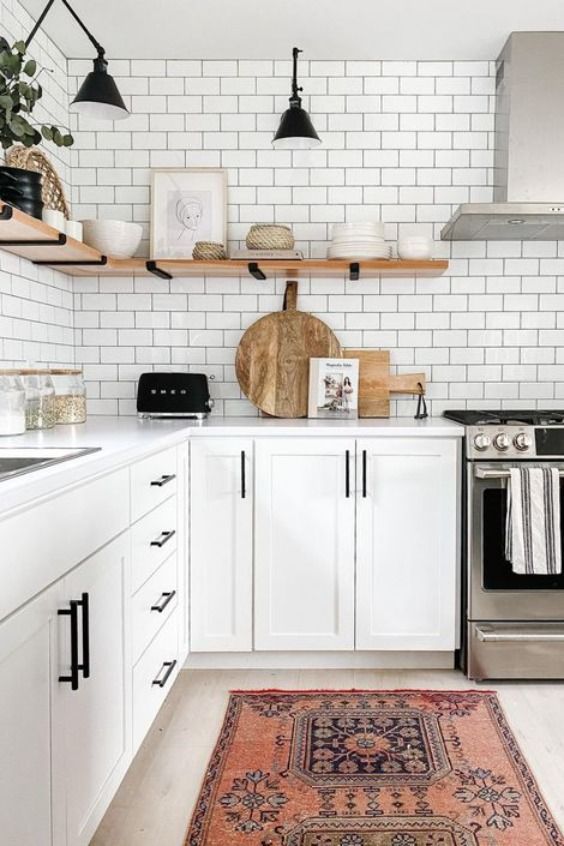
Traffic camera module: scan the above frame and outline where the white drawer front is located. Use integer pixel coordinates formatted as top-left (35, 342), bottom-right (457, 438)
top-left (131, 497), bottom-right (178, 593)
top-left (0, 468), bottom-right (129, 621)
top-left (132, 552), bottom-right (178, 663)
top-left (130, 447), bottom-right (178, 522)
top-left (133, 610), bottom-right (179, 750)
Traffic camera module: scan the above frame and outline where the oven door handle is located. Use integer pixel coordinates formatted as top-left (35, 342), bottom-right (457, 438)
top-left (474, 467), bottom-right (564, 480)
top-left (476, 626), bottom-right (564, 643)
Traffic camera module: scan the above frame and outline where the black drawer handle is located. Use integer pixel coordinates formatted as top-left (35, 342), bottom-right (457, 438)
top-left (241, 450), bottom-right (246, 499)
top-left (58, 600), bottom-right (80, 691)
top-left (151, 590), bottom-right (176, 613)
top-left (345, 450), bottom-right (350, 498)
top-left (362, 449), bottom-right (367, 498)
top-left (58, 592), bottom-right (90, 690)
top-left (150, 529), bottom-right (176, 548)
top-left (152, 659), bottom-right (177, 688)
top-left (79, 592), bottom-right (90, 679)
top-left (150, 474), bottom-right (176, 487)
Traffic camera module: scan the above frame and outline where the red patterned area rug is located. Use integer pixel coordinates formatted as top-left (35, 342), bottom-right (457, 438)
top-left (185, 689), bottom-right (563, 846)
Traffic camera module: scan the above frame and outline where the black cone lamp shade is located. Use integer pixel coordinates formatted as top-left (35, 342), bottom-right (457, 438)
top-left (273, 48), bottom-right (321, 149)
top-left (70, 56), bottom-right (129, 121)
top-left (26, 0), bottom-right (129, 122)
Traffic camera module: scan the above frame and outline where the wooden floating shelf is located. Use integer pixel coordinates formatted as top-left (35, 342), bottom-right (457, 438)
top-left (0, 204), bottom-right (449, 280)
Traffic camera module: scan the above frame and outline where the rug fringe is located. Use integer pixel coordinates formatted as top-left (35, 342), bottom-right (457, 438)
top-left (229, 687), bottom-right (499, 695)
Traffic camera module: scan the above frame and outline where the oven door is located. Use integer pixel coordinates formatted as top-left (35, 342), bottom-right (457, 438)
top-left (468, 461), bottom-right (564, 621)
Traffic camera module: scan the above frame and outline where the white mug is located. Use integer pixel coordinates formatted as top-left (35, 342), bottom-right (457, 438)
top-left (65, 219), bottom-right (83, 242)
top-left (42, 208), bottom-right (65, 231)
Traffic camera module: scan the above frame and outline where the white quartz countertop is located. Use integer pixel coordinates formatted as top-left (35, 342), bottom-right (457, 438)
top-left (0, 415), bottom-right (462, 515)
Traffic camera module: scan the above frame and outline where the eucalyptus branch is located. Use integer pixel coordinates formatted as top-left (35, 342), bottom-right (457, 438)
top-left (0, 38), bottom-right (74, 150)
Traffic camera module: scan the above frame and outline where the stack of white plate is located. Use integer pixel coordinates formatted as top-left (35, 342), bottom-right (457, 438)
top-left (328, 222), bottom-right (391, 260)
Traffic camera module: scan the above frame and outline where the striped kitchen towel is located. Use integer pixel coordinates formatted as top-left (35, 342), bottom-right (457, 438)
top-left (505, 466), bottom-right (562, 575)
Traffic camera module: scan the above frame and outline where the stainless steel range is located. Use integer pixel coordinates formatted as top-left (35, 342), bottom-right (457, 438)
top-left (443, 410), bottom-right (564, 680)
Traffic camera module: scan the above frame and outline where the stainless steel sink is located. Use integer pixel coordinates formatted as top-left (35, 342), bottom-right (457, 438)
top-left (0, 447), bottom-right (101, 482)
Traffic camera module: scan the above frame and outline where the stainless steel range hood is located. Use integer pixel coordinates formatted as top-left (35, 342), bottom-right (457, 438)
top-left (441, 32), bottom-right (564, 241)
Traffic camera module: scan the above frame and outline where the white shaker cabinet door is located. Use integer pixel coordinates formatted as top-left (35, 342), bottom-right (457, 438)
top-left (356, 437), bottom-right (459, 651)
top-left (254, 438), bottom-right (356, 651)
top-left (190, 439), bottom-right (253, 652)
top-left (57, 533), bottom-right (131, 846)
top-left (0, 582), bottom-right (65, 846)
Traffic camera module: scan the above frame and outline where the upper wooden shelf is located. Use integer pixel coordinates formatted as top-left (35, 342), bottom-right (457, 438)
top-left (0, 203), bottom-right (104, 266)
top-left (0, 204), bottom-right (449, 280)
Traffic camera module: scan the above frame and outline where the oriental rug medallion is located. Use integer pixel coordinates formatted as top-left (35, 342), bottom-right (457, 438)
top-left (185, 690), bottom-right (564, 846)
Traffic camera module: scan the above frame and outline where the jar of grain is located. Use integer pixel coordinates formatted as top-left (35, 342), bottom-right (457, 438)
top-left (0, 372), bottom-right (26, 436)
top-left (50, 369), bottom-right (87, 424)
top-left (21, 370), bottom-right (56, 430)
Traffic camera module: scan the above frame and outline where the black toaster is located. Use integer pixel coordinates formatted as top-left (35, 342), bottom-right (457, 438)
top-left (137, 372), bottom-right (214, 419)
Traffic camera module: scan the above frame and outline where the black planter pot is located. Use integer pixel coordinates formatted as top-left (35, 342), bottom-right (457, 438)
top-left (0, 166), bottom-right (43, 219)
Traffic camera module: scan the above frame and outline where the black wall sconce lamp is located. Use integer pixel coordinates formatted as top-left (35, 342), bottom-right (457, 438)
top-left (26, 0), bottom-right (129, 121)
top-left (272, 47), bottom-right (321, 149)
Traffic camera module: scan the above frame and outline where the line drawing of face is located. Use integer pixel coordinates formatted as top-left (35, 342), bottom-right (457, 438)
top-left (176, 197), bottom-right (203, 240)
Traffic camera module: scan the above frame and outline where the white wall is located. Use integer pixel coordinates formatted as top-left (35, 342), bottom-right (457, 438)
top-left (66, 58), bottom-right (564, 416)
top-left (1, 9), bottom-right (563, 414)
top-left (0, 0), bottom-right (74, 368)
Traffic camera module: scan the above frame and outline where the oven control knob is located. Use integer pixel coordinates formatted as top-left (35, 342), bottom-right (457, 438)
top-left (493, 433), bottom-right (511, 451)
top-left (473, 433), bottom-right (491, 451)
top-left (514, 432), bottom-right (532, 451)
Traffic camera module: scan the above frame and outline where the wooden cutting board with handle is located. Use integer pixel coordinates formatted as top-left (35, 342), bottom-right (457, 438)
top-left (343, 349), bottom-right (426, 417)
top-left (236, 280), bottom-right (341, 418)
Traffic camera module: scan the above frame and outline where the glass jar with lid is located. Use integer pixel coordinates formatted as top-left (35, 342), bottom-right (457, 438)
top-left (50, 369), bottom-right (87, 424)
top-left (21, 369), bottom-right (56, 430)
top-left (0, 371), bottom-right (26, 436)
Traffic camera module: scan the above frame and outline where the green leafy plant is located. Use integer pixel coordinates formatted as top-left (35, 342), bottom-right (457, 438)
top-left (0, 37), bottom-right (73, 150)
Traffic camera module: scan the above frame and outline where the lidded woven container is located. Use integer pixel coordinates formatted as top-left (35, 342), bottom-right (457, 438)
top-left (245, 224), bottom-right (294, 250)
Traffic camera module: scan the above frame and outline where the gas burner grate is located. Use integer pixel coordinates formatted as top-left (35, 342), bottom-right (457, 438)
top-left (443, 409), bottom-right (564, 426)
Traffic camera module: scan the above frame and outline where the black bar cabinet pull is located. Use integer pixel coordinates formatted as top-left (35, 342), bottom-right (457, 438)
top-left (345, 450), bottom-right (350, 498)
top-left (241, 450), bottom-right (246, 499)
top-left (150, 529), bottom-right (176, 548)
top-left (151, 591), bottom-right (176, 613)
top-left (58, 600), bottom-right (80, 691)
top-left (79, 592), bottom-right (90, 679)
top-left (150, 473), bottom-right (176, 487)
top-left (362, 450), bottom-right (367, 498)
top-left (152, 659), bottom-right (177, 688)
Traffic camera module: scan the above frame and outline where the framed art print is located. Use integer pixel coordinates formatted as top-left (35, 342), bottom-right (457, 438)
top-left (150, 168), bottom-right (227, 259)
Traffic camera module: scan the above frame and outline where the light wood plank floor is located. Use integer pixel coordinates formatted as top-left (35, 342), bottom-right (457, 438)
top-left (92, 669), bottom-right (564, 845)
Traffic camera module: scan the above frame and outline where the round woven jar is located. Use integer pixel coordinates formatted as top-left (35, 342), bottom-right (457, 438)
top-left (245, 224), bottom-right (294, 250)
top-left (192, 241), bottom-right (226, 260)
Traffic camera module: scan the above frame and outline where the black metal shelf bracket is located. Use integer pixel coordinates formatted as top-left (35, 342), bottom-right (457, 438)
top-left (34, 255), bottom-right (108, 267)
top-left (248, 262), bottom-right (267, 281)
top-left (146, 260), bottom-right (172, 280)
top-left (349, 262), bottom-right (360, 281)
top-left (0, 205), bottom-right (14, 221)
top-left (1, 232), bottom-right (67, 247)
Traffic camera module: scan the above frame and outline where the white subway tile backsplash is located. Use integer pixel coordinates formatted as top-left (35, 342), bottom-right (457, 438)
top-left (1, 9), bottom-right (562, 416)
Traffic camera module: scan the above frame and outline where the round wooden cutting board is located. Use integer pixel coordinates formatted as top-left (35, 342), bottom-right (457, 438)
top-left (236, 281), bottom-right (341, 418)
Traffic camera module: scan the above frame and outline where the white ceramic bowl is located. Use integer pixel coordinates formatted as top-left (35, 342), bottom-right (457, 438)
top-left (397, 237), bottom-right (433, 260)
top-left (81, 219), bottom-right (143, 259)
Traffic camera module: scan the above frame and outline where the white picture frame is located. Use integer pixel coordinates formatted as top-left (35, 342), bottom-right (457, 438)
top-left (150, 168), bottom-right (227, 259)
top-left (308, 358), bottom-right (360, 419)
